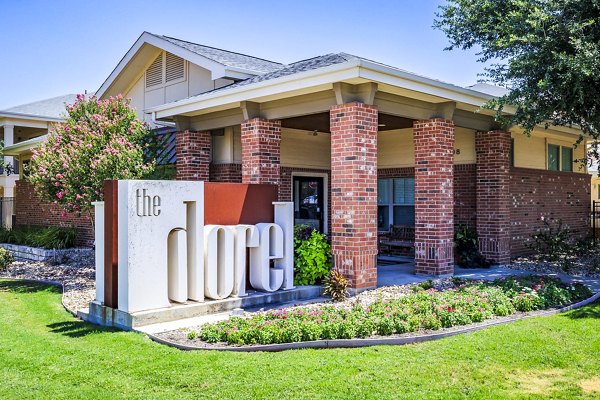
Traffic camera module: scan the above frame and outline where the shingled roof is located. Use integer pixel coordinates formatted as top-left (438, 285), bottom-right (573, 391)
top-left (1, 94), bottom-right (78, 119)
top-left (158, 34), bottom-right (283, 74)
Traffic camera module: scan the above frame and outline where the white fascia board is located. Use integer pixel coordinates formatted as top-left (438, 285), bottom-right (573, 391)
top-left (151, 59), bottom-right (362, 118)
top-left (96, 32), bottom-right (229, 98)
top-left (150, 57), bottom-right (527, 121)
top-left (2, 135), bottom-right (48, 155)
top-left (357, 59), bottom-right (495, 107)
top-left (0, 112), bottom-right (61, 126)
top-left (151, 58), bottom-right (504, 120)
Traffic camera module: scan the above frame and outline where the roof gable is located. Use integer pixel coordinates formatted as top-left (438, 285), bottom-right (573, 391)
top-left (96, 32), bottom-right (282, 99)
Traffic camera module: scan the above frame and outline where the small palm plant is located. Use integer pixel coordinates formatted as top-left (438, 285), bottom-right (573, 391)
top-left (323, 270), bottom-right (348, 302)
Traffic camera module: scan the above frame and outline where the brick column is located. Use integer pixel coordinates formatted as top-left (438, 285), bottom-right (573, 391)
top-left (330, 102), bottom-right (378, 290)
top-left (476, 130), bottom-right (511, 265)
top-left (241, 118), bottom-right (281, 186)
top-left (175, 130), bottom-right (211, 181)
top-left (413, 119), bottom-right (455, 275)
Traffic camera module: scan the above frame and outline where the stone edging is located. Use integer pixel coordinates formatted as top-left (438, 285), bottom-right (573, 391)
top-left (2, 277), bottom-right (598, 353)
top-left (146, 290), bottom-right (600, 352)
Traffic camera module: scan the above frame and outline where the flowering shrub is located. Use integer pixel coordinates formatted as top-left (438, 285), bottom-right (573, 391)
top-left (28, 95), bottom-right (155, 216)
top-left (194, 275), bottom-right (592, 345)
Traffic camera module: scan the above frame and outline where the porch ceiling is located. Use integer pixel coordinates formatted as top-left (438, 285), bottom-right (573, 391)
top-left (280, 112), bottom-right (414, 133)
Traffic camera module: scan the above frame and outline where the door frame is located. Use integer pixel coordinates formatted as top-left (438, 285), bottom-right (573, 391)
top-left (291, 171), bottom-right (328, 234)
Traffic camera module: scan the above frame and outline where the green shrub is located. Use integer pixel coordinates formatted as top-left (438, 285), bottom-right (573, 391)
top-left (527, 219), bottom-right (573, 262)
top-left (293, 225), bottom-right (332, 285)
top-left (187, 331), bottom-right (197, 340)
top-left (0, 247), bottom-right (14, 270)
top-left (198, 275), bottom-right (594, 346)
top-left (0, 226), bottom-right (77, 249)
top-left (454, 225), bottom-right (490, 268)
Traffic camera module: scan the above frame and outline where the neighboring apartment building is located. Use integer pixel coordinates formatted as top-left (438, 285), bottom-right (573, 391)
top-left (0, 95), bottom-right (79, 227)
top-left (4, 32), bottom-right (591, 290)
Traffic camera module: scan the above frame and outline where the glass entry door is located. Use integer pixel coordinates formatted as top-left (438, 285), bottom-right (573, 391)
top-left (293, 176), bottom-right (324, 232)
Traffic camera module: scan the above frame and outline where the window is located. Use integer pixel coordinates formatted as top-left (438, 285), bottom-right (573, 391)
top-left (547, 144), bottom-right (560, 171)
top-left (561, 147), bottom-right (573, 172)
top-left (378, 178), bottom-right (415, 231)
top-left (547, 143), bottom-right (574, 172)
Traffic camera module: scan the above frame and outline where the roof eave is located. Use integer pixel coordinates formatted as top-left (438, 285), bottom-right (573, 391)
top-left (2, 134), bottom-right (48, 155)
top-left (150, 58), bottom-right (504, 119)
top-left (0, 111), bottom-right (62, 123)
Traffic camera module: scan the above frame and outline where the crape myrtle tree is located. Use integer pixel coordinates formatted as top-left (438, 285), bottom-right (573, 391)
top-left (435, 0), bottom-right (600, 167)
top-left (28, 94), bottom-right (157, 222)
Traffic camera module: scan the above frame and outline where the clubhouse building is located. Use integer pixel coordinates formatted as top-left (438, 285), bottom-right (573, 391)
top-left (3, 32), bottom-right (590, 290)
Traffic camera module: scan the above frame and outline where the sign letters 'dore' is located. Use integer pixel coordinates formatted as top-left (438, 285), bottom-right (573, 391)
top-left (94, 180), bottom-right (294, 314)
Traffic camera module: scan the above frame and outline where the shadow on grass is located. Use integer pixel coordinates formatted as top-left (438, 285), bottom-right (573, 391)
top-left (563, 300), bottom-right (600, 320)
top-left (0, 279), bottom-right (62, 294)
top-left (47, 320), bottom-right (120, 338)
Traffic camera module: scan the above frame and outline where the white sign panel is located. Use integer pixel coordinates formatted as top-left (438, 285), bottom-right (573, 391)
top-left (95, 180), bottom-right (294, 314)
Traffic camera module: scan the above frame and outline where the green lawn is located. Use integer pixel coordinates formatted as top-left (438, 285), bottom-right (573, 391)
top-left (0, 280), bottom-right (599, 399)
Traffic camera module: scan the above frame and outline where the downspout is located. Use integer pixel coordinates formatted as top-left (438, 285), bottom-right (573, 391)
top-left (151, 112), bottom-right (176, 128)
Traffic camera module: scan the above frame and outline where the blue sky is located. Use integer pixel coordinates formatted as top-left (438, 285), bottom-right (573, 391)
top-left (0, 0), bottom-right (483, 110)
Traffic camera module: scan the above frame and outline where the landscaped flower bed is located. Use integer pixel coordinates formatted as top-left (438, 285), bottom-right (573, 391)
top-left (192, 275), bottom-right (593, 346)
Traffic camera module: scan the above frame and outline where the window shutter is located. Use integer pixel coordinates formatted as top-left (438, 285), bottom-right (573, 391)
top-left (145, 54), bottom-right (163, 88)
top-left (165, 52), bottom-right (185, 82)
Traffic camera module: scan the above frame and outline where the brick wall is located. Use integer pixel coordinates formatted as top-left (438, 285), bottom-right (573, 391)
top-left (330, 103), bottom-right (378, 290)
top-left (413, 119), bottom-right (455, 275)
top-left (175, 130), bottom-right (211, 181)
top-left (15, 180), bottom-right (94, 246)
top-left (377, 167), bottom-right (414, 179)
top-left (510, 167), bottom-right (591, 257)
top-left (209, 163), bottom-right (242, 183)
top-left (454, 164), bottom-right (477, 230)
top-left (476, 131), bottom-right (511, 264)
top-left (241, 118), bottom-right (281, 186)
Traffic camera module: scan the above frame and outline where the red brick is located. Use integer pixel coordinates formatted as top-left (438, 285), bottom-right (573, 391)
top-left (510, 168), bottom-right (591, 256)
top-left (209, 163), bottom-right (242, 182)
top-left (241, 118), bottom-right (281, 191)
top-left (175, 130), bottom-right (211, 181)
top-left (15, 180), bottom-right (94, 246)
top-left (413, 119), bottom-right (454, 275)
top-left (476, 130), bottom-right (511, 264)
top-left (330, 103), bottom-right (378, 289)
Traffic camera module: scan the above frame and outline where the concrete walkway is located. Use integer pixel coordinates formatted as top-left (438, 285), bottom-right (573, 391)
top-left (376, 256), bottom-right (600, 292)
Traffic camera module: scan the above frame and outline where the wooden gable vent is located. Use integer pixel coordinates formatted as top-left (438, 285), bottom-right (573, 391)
top-left (145, 54), bottom-right (163, 88)
top-left (166, 52), bottom-right (185, 83)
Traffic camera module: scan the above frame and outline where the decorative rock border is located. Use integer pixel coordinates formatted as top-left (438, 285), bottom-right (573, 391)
top-left (147, 291), bottom-right (600, 352)
top-left (0, 244), bottom-right (94, 264)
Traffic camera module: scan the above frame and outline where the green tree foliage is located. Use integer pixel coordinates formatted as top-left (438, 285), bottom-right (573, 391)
top-left (435, 0), bottom-right (600, 163)
top-left (28, 95), bottom-right (156, 217)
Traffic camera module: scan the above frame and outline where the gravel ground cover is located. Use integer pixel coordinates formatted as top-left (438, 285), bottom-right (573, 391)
top-left (508, 256), bottom-right (600, 278)
top-left (0, 261), bottom-right (95, 313)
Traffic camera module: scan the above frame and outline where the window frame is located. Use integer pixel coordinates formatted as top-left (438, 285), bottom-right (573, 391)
top-left (546, 143), bottom-right (574, 172)
top-left (378, 177), bottom-right (415, 231)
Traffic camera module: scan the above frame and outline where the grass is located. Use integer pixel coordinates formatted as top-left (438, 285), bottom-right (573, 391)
top-left (0, 279), bottom-right (598, 399)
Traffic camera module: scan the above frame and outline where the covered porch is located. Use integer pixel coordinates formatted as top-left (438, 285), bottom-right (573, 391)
top-left (163, 79), bottom-right (513, 291)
